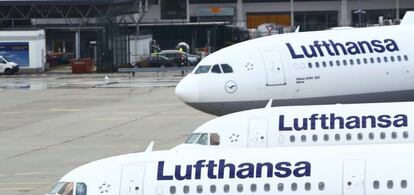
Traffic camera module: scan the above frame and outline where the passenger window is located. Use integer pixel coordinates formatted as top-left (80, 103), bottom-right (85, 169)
top-left (221, 64), bottom-right (233, 73)
top-left (195, 65), bottom-right (211, 74)
top-left (335, 134), bottom-right (340, 141)
top-left (223, 184), bottom-right (230, 193)
top-left (312, 134), bottom-right (318, 142)
top-left (264, 183), bottom-right (270, 192)
top-left (384, 56), bottom-right (388, 63)
top-left (305, 182), bottom-right (311, 191)
top-left (336, 60), bottom-right (340, 66)
top-left (315, 62), bottom-right (320, 68)
top-left (369, 132), bottom-right (374, 140)
top-left (196, 133), bottom-right (208, 145)
top-left (370, 57), bottom-right (375, 63)
top-left (343, 60), bottom-right (347, 66)
top-left (290, 135), bottom-right (295, 143)
top-left (357, 133), bottom-right (363, 140)
top-left (183, 185), bottom-right (190, 194)
top-left (329, 61), bottom-right (334, 67)
top-left (308, 62), bottom-right (312, 68)
top-left (197, 185), bottom-right (203, 193)
top-left (401, 180), bottom-right (408, 189)
top-left (373, 180), bottom-right (380, 189)
top-left (391, 56), bottom-right (395, 62)
top-left (387, 180), bottom-right (394, 189)
top-left (210, 133), bottom-right (220, 145)
top-left (350, 59), bottom-right (354, 65)
top-left (363, 58), bottom-right (368, 64)
top-left (391, 132), bottom-right (397, 139)
top-left (237, 184), bottom-right (243, 192)
top-left (403, 131), bottom-right (409, 139)
top-left (346, 133), bottom-right (352, 141)
top-left (318, 182), bottom-right (325, 191)
top-left (301, 135), bottom-right (306, 142)
top-left (377, 57), bottom-right (381, 63)
top-left (170, 186), bottom-right (176, 194)
top-left (291, 183), bottom-right (298, 191)
top-left (356, 58), bottom-right (361, 64)
top-left (211, 65), bottom-right (222, 73)
top-left (323, 134), bottom-right (329, 141)
top-left (76, 183), bottom-right (87, 195)
top-left (404, 55), bottom-right (408, 61)
top-left (277, 183), bottom-right (284, 191)
top-left (397, 56), bottom-right (402, 61)
top-left (210, 185), bottom-right (216, 193)
top-left (380, 132), bottom-right (386, 139)
top-left (322, 61), bottom-right (327, 67)
top-left (250, 184), bottom-right (257, 192)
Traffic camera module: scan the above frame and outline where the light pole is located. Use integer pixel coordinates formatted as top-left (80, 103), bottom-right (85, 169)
top-left (353, 0), bottom-right (366, 27)
top-left (396, 0), bottom-right (400, 19)
top-left (290, 0), bottom-right (294, 30)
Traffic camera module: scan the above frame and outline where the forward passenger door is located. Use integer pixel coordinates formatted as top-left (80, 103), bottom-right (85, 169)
top-left (121, 165), bottom-right (146, 195)
top-left (343, 160), bottom-right (366, 195)
top-left (261, 50), bottom-right (286, 86)
top-left (248, 118), bottom-right (268, 147)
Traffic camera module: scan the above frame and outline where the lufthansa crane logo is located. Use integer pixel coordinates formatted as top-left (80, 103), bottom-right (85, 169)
top-left (225, 80), bottom-right (237, 94)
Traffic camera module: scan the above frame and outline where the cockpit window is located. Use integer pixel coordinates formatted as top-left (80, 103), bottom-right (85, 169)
top-left (76, 183), bottom-right (87, 195)
top-left (185, 133), bottom-right (200, 143)
top-left (197, 133), bottom-right (208, 145)
top-left (210, 133), bottom-right (220, 145)
top-left (221, 64), bottom-right (233, 73)
top-left (195, 65), bottom-right (211, 74)
top-left (211, 64), bottom-right (222, 73)
top-left (49, 182), bottom-right (66, 194)
top-left (48, 182), bottom-right (74, 195)
top-left (185, 133), bottom-right (220, 146)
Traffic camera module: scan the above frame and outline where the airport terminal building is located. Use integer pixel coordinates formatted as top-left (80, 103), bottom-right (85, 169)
top-left (0, 0), bottom-right (412, 72)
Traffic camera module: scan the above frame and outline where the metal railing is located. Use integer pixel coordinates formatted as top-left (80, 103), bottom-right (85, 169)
top-left (118, 66), bottom-right (195, 77)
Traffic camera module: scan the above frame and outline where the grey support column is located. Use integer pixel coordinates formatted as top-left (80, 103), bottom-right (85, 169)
top-left (396, 0), bottom-right (400, 19)
top-left (236, 0), bottom-right (244, 27)
top-left (75, 29), bottom-right (80, 59)
top-left (290, 0), bottom-right (295, 29)
top-left (340, 0), bottom-right (349, 26)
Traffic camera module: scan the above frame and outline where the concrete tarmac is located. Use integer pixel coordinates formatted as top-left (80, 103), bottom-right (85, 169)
top-left (0, 73), bottom-right (214, 195)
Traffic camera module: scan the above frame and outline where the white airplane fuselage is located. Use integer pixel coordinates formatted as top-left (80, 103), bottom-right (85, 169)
top-left (175, 102), bottom-right (413, 150)
top-left (49, 144), bottom-right (414, 195)
top-left (176, 12), bottom-right (414, 116)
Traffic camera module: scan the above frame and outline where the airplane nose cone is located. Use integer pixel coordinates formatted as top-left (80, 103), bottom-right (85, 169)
top-left (175, 74), bottom-right (199, 102)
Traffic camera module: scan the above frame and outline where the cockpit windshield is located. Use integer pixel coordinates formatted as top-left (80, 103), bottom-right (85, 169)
top-left (194, 65), bottom-right (211, 74)
top-left (194, 64), bottom-right (234, 74)
top-left (185, 133), bottom-right (220, 145)
top-left (47, 182), bottom-right (87, 195)
top-left (185, 133), bottom-right (201, 143)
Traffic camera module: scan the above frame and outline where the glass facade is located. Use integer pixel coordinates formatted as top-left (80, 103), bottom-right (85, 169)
top-left (352, 9), bottom-right (412, 27)
top-left (295, 11), bottom-right (338, 31)
top-left (161, 0), bottom-right (187, 19)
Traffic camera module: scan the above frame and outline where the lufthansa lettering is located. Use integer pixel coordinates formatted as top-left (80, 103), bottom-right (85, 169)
top-left (278, 113), bottom-right (408, 131)
top-left (286, 39), bottom-right (399, 59)
top-left (157, 159), bottom-right (311, 180)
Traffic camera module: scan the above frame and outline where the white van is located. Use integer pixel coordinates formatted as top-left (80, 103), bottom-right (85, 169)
top-left (0, 56), bottom-right (19, 75)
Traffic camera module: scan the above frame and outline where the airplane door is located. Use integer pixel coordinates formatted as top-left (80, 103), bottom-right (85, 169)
top-left (343, 160), bottom-right (366, 195)
top-left (121, 165), bottom-right (145, 195)
top-left (248, 119), bottom-right (268, 147)
top-left (261, 50), bottom-right (286, 86)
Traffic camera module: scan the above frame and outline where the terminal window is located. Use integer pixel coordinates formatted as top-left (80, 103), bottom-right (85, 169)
top-left (161, 0), bottom-right (187, 19)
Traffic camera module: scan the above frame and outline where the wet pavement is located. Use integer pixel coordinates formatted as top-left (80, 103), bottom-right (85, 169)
top-left (0, 69), bottom-right (214, 195)
top-left (0, 71), bottom-right (183, 90)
